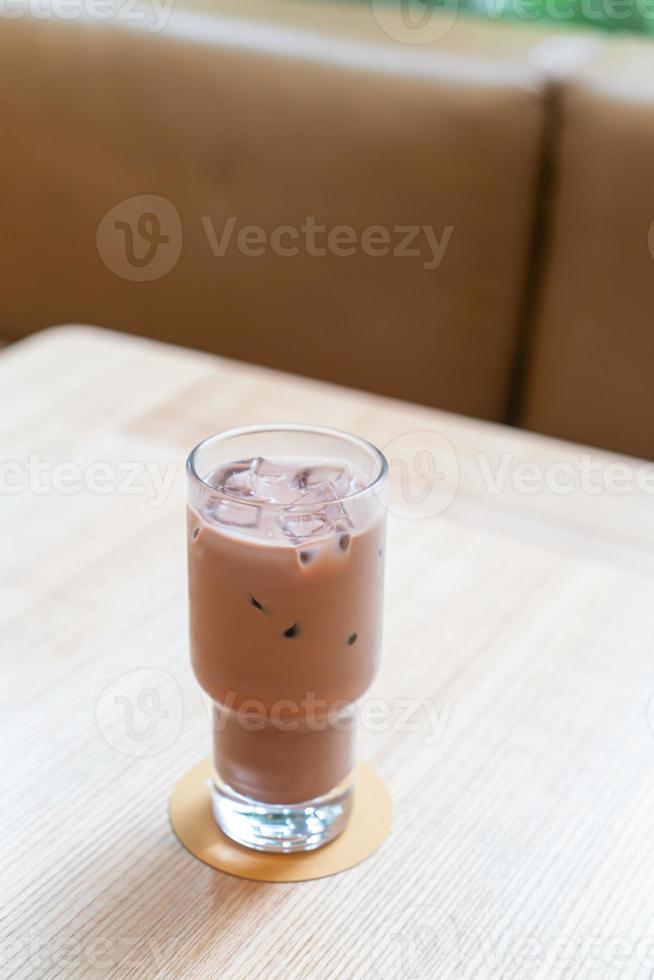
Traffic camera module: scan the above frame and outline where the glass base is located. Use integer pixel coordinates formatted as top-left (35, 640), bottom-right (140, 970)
top-left (211, 772), bottom-right (354, 853)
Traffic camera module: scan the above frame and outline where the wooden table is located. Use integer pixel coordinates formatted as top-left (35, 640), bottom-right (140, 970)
top-left (3, 326), bottom-right (654, 979)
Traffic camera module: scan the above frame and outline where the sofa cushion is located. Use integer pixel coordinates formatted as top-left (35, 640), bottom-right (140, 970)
top-left (521, 38), bottom-right (654, 459)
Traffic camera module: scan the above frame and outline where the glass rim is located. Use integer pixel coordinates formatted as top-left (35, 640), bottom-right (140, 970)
top-left (186, 423), bottom-right (389, 512)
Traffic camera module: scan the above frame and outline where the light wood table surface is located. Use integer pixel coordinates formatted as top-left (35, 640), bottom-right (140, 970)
top-left (3, 326), bottom-right (654, 980)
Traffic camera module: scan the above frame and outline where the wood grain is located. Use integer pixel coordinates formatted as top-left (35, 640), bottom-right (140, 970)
top-left (2, 325), bottom-right (654, 980)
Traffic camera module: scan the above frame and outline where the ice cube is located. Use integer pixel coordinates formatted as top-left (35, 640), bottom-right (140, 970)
top-left (323, 500), bottom-right (353, 528)
top-left (298, 547), bottom-right (318, 565)
top-left (249, 458), bottom-right (303, 505)
top-left (295, 465), bottom-right (353, 497)
top-left (209, 498), bottom-right (260, 529)
top-left (209, 458), bottom-right (261, 498)
top-left (295, 480), bottom-right (338, 506)
top-left (277, 509), bottom-right (332, 542)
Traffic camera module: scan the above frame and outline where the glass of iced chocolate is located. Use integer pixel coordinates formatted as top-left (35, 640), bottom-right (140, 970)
top-left (186, 425), bottom-right (388, 853)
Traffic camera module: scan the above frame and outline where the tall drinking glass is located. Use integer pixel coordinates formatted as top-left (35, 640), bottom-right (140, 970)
top-left (186, 424), bottom-right (388, 852)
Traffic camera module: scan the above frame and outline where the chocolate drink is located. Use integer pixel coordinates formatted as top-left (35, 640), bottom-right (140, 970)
top-left (188, 456), bottom-right (386, 809)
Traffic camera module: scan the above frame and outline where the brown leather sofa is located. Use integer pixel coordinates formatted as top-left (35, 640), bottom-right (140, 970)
top-left (1, 0), bottom-right (652, 458)
top-left (520, 37), bottom-right (654, 460)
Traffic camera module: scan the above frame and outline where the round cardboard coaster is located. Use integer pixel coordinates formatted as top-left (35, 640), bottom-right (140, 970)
top-left (170, 758), bottom-right (392, 882)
